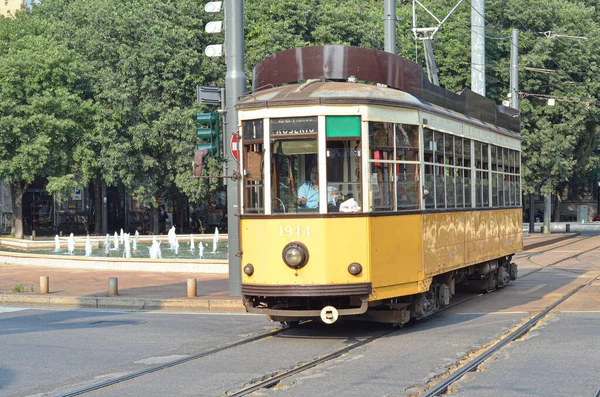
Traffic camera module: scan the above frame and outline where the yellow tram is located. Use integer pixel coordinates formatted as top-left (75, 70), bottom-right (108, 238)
top-left (237, 46), bottom-right (522, 325)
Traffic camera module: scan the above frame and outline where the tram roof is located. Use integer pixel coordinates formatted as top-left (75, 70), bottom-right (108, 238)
top-left (239, 46), bottom-right (520, 135)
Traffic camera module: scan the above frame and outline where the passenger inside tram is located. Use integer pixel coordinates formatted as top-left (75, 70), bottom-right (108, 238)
top-left (297, 164), bottom-right (341, 209)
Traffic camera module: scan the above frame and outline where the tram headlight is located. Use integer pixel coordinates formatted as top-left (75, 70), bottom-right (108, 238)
top-left (348, 262), bottom-right (363, 276)
top-left (282, 242), bottom-right (309, 269)
top-left (243, 263), bottom-right (254, 276)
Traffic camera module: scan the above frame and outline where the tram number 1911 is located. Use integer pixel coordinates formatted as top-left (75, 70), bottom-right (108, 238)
top-left (279, 225), bottom-right (311, 237)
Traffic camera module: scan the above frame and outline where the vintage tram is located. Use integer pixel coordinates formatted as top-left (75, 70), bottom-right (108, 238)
top-left (236, 46), bottom-right (521, 325)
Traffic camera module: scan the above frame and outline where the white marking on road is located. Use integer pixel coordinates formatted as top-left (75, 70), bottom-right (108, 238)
top-left (515, 284), bottom-right (546, 294)
top-left (135, 355), bottom-right (190, 365)
top-left (0, 307), bottom-right (29, 313)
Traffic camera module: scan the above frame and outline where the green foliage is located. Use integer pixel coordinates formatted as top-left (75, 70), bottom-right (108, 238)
top-left (12, 283), bottom-right (25, 293)
top-left (0, 0), bottom-right (598, 214)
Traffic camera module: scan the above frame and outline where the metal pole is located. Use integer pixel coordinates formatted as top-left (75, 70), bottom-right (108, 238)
top-left (510, 29), bottom-right (519, 109)
top-left (529, 194), bottom-right (535, 233)
top-left (471, 0), bottom-right (485, 96)
top-left (384, 0), bottom-right (396, 54)
top-left (225, 0), bottom-right (246, 297)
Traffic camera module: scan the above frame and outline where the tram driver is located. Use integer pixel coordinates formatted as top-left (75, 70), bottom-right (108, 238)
top-left (297, 164), bottom-right (342, 209)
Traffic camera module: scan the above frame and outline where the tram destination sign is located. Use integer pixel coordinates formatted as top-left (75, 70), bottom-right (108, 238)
top-left (270, 117), bottom-right (317, 136)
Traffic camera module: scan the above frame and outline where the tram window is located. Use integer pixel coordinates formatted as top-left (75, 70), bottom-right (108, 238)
top-left (492, 172), bottom-right (498, 207)
top-left (445, 167), bottom-right (456, 208)
top-left (444, 135), bottom-right (454, 166)
top-left (370, 163), bottom-right (394, 211)
top-left (491, 146), bottom-right (497, 171)
top-left (424, 163), bottom-right (435, 209)
top-left (475, 142), bottom-right (481, 169)
top-left (475, 171), bottom-right (483, 207)
top-left (271, 138), bottom-right (318, 214)
top-left (464, 169), bottom-right (472, 207)
top-left (423, 129), bottom-right (434, 163)
top-left (456, 168), bottom-right (464, 208)
top-left (397, 163), bottom-right (420, 210)
top-left (504, 175), bottom-right (512, 206)
top-left (243, 143), bottom-right (265, 214)
top-left (434, 131), bottom-right (444, 164)
top-left (370, 122), bottom-right (393, 163)
top-left (463, 139), bottom-right (471, 168)
top-left (435, 166), bottom-right (446, 208)
top-left (327, 140), bottom-right (362, 213)
top-left (396, 124), bottom-right (419, 161)
top-left (455, 138), bottom-right (463, 167)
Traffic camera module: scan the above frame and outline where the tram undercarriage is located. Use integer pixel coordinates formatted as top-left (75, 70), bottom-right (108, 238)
top-left (243, 256), bottom-right (517, 326)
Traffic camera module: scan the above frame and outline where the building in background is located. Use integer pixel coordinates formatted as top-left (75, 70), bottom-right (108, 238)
top-left (1, 0), bottom-right (26, 17)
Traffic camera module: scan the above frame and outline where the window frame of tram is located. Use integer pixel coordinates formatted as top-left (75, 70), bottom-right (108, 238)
top-left (241, 118), bottom-right (265, 214)
top-left (369, 121), bottom-right (420, 212)
top-left (423, 128), bottom-right (472, 210)
top-left (325, 116), bottom-right (362, 213)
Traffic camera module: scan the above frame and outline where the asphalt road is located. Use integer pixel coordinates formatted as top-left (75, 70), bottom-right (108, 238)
top-left (1, 236), bottom-right (599, 397)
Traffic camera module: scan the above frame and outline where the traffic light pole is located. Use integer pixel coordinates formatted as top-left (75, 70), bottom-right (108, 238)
top-left (224, 0), bottom-right (246, 297)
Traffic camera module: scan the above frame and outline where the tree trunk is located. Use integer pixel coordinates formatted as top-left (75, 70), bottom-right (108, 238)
top-left (543, 194), bottom-right (552, 234)
top-left (94, 183), bottom-right (102, 235)
top-left (10, 181), bottom-right (27, 239)
top-left (151, 203), bottom-right (158, 235)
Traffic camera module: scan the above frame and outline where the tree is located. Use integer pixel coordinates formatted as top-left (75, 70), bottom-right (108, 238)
top-left (36, 0), bottom-right (225, 233)
top-left (0, 13), bottom-right (94, 238)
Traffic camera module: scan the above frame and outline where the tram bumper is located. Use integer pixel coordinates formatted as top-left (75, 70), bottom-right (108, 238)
top-left (241, 282), bottom-right (371, 319)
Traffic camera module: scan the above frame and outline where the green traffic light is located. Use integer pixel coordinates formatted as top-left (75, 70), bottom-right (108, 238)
top-left (195, 111), bottom-right (220, 157)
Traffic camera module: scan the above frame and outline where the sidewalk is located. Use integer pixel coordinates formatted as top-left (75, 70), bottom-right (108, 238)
top-left (0, 232), bottom-right (579, 313)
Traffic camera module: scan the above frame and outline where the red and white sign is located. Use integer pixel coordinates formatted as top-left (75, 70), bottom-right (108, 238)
top-left (230, 131), bottom-right (240, 162)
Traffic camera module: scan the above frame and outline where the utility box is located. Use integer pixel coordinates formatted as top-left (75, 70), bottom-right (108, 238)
top-left (577, 205), bottom-right (589, 222)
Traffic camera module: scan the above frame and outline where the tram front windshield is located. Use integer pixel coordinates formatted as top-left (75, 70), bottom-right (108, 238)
top-left (271, 138), bottom-right (319, 213)
top-left (270, 138), bottom-right (361, 214)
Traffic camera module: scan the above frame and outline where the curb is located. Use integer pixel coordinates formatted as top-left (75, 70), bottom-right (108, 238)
top-left (523, 232), bottom-right (580, 251)
top-left (0, 294), bottom-right (245, 312)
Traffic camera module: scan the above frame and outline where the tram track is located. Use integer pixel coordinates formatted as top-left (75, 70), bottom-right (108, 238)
top-left (56, 238), bottom-right (600, 397)
top-left (56, 327), bottom-right (289, 397)
top-left (414, 241), bottom-right (600, 397)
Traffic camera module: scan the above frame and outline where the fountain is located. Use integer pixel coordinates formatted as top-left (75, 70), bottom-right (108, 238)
top-left (104, 234), bottom-right (111, 256)
top-left (190, 234), bottom-right (195, 252)
top-left (173, 237), bottom-right (179, 256)
top-left (54, 235), bottom-right (60, 252)
top-left (149, 238), bottom-right (162, 259)
top-left (113, 232), bottom-right (119, 250)
top-left (119, 228), bottom-right (124, 244)
top-left (132, 235), bottom-right (138, 253)
top-left (85, 235), bottom-right (93, 257)
top-left (212, 228), bottom-right (219, 253)
top-left (67, 233), bottom-right (75, 255)
top-left (199, 242), bottom-right (204, 259)
top-left (123, 233), bottom-right (131, 259)
top-left (168, 226), bottom-right (177, 250)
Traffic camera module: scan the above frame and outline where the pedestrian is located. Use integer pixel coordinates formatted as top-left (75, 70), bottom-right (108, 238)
top-left (143, 209), bottom-right (150, 234)
top-left (159, 205), bottom-right (168, 234)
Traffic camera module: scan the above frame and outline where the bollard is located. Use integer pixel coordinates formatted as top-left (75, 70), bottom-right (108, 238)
top-left (40, 276), bottom-right (49, 294)
top-left (566, 224), bottom-right (570, 232)
top-left (59, 231), bottom-right (63, 237)
top-left (187, 278), bottom-right (197, 297)
top-left (108, 277), bottom-right (118, 296)
top-left (32, 230), bottom-right (36, 240)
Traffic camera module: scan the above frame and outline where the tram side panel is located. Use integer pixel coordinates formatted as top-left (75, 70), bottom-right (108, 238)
top-left (422, 212), bottom-right (466, 278)
top-left (240, 217), bottom-right (370, 286)
top-left (368, 214), bottom-right (424, 300)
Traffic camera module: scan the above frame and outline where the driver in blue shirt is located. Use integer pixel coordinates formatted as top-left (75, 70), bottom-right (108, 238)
top-left (297, 165), bottom-right (341, 209)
